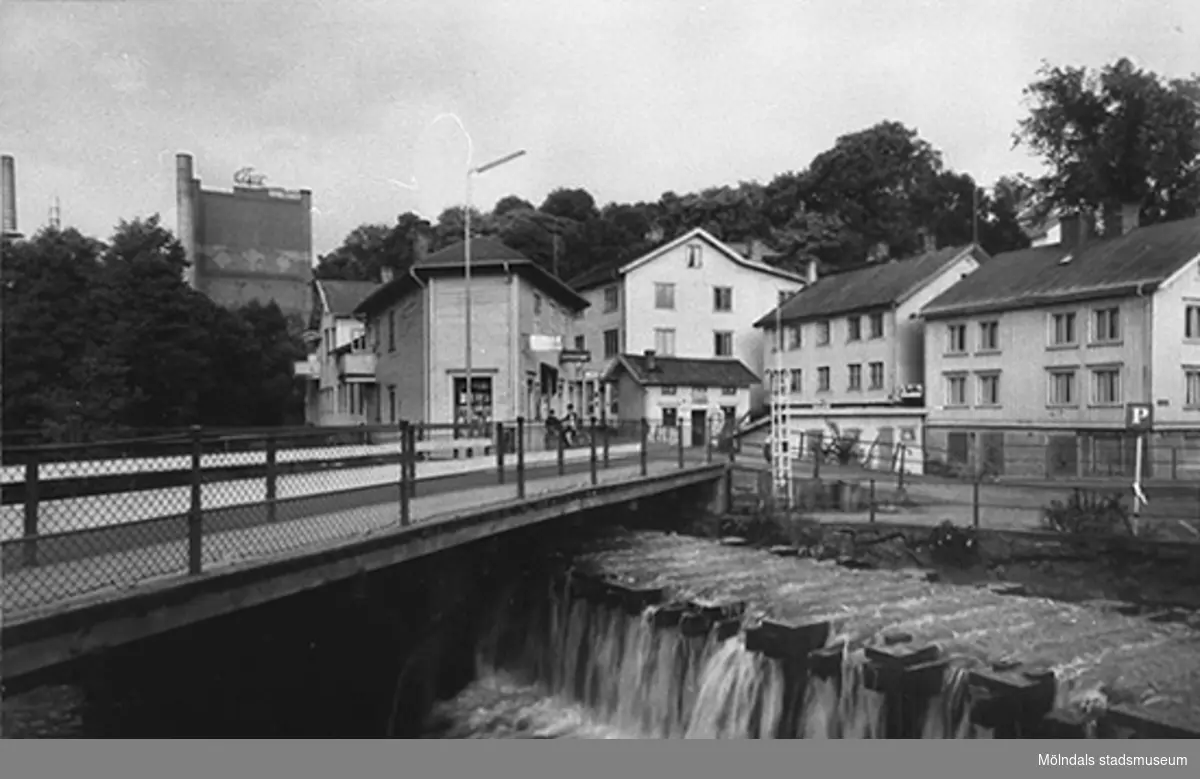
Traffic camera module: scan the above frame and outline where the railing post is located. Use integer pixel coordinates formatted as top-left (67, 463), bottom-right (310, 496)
top-left (640, 418), bottom-right (649, 476)
top-left (399, 420), bottom-right (411, 526)
top-left (22, 452), bottom-right (40, 568)
top-left (812, 432), bottom-right (822, 480)
top-left (557, 424), bottom-right (566, 476)
top-left (589, 416), bottom-right (598, 485)
top-left (602, 415), bottom-right (610, 468)
top-left (677, 418), bottom-right (685, 469)
top-left (188, 425), bottom-right (203, 575)
top-left (869, 478), bottom-right (877, 523)
top-left (897, 446), bottom-right (907, 490)
top-left (495, 421), bottom-right (506, 486)
top-left (516, 417), bottom-right (527, 499)
top-left (706, 419), bottom-right (714, 464)
top-left (1171, 446), bottom-right (1178, 481)
top-left (408, 423), bottom-right (419, 497)
top-left (972, 473), bottom-right (981, 529)
top-left (265, 432), bottom-right (278, 526)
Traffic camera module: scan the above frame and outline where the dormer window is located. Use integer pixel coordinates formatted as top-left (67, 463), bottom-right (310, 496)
top-left (686, 244), bottom-right (702, 268)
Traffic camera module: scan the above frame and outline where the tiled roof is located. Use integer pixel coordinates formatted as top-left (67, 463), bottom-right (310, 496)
top-left (606, 353), bottom-right (760, 388)
top-left (317, 280), bottom-right (380, 317)
top-left (921, 216), bottom-right (1200, 319)
top-left (414, 236), bottom-right (531, 268)
top-left (567, 261), bottom-right (623, 292)
top-left (753, 244), bottom-right (982, 327)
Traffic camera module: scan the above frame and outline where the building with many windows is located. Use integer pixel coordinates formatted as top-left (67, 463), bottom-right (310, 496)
top-left (753, 243), bottom-right (986, 471)
top-left (920, 210), bottom-right (1200, 478)
top-left (353, 237), bottom-right (588, 426)
top-left (567, 227), bottom-right (807, 419)
top-left (295, 279), bottom-right (380, 426)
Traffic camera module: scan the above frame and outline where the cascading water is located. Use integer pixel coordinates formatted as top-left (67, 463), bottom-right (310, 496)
top-left (433, 573), bottom-right (993, 739)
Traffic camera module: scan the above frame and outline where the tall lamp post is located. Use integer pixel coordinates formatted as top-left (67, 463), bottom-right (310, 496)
top-left (463, 149), bottom-right (527, 429)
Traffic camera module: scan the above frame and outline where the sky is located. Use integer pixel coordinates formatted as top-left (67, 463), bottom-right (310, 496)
top-left (2, 0), bottom-right (1198, 257)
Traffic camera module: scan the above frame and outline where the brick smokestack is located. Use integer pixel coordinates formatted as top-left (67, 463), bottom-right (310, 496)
top-left (2, 155), bottom-right (17, 238)
top-left (176, 153), bottom-right (198, 288)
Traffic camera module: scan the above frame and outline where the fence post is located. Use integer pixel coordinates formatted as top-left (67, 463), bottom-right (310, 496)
top-left (188, 425), bottom-right (203, 575)
top-left (972, 474), bottom-right (981, 529)
top-left (677, 419), bottom-right (685, 469)
top-left (640, 418), bottom-right (649, 476)
top-left (1171, 447), bottom-right (1178, 481)
top-left (399, 420), bottom-right (412, 526)
top-left (869, 479), bottom-right (877, 523)
top-left (706, 419), bottom-right (714, 464)
top-left (589, 416), bottom-right (598, 485)
top-left (265, 432), bottom-right (278, 526)
top-left (408, 423), bottom-right (419, 497)
top-left (812, 432), bottom-right (822, 480)
top-left (602, 416), bottom-right (610, 468)
top-left (495, 421), bottom-right (506, 486)
top-left (557, 424), bottom-right (566, 476)
top-left (22, 452), bottom-right (40, 568)
top-left (897, 446), bottom-right (907, 491)
top-left (516, 417), bottom-right (527, 499)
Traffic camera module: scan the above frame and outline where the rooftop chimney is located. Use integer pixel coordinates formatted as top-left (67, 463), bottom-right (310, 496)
top-left (2, 155), bottom-right (17, 237)
top-left (1057, 211), bottom-right (1092, 252)
top-left (805, 258), bottom-right (818, 286)
top-left (412, 231), bottom-right (430, 262)
top-left (176, 153), bottom-right (198, 288)
top-left (380, 266), bottom-right (395, 284)
top-left (643, 349), bottom-right (657, 373)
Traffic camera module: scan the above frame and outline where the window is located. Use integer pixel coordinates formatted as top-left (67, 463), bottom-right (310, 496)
top-left (869, 312), bottom-right (884, 339)
top-left (945, 374), bottom-right (968, 407)
top-left (533, 294), bottom-right (543, 315)
top-left (847, 316), bottom-right (862, 341)
top-left (713, 330), bottom-right (733, 357)
top-left (713, 286), bottom-right (733, 312)
top-left (603, 329), bottom-right (619, 358)
top-left (789, 369), bottom-right (802, 393)
top-left (1092, 307), bottom-right (1120, 343)
top-left (662, 407), bottom-right (678, 428)
top-left (817, 366), bottom-right (830, 392)
top-left (848, 364), bottom-right (862, 391)
top-left (1050, 312), bottom-right (1077, 346)
top-left (868, 361), bottom-right (884, 390)
top-left (603, 285), bottom-right (619, 313)
top-left (654, 282), bottom-right (676, 310)
top-left (946, 323), bottom-right (967, 354)
top-left (1186, 368), bottom-right (1200, 407)
top-left (388, 311), bottom-right (396, 352)
top-left (786, 326), bottom-right (801, 350)
top-left (977, 372), bottom-right (1000, 406)
top-left (388, 385), bottom-right (397, 423)
top-left (661, 385), bottom-right (678, 396)
top-left (817, 320), bottom-right (831, 346)
top-left (1091, 367), bottom-right (1121, 405)
top-left (1186, 304), bottom-right (1200, 339)
top-left (721, 386), bottom-right (738, 396)
top-left (654, 328), bottom-right (676, 355)
top-left (574, 335), bottom-right (585, 351)
top-left (978, 321), bottom-right (999, 352)
top-left (686, 245), bottom-right (702, 268)
top-left (1048, 369), bottom-right (1078, 406)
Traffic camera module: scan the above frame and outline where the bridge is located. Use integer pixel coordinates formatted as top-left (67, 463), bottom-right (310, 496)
top-left (1, 419), bottom-right (730, 689)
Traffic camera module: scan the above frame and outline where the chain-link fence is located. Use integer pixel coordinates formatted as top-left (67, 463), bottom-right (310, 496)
top-left (2, 417), bottom-right (722, 612)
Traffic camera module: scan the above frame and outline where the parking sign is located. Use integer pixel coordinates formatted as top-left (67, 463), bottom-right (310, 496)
top-left (1125, 403), bottom-right (1154, 432)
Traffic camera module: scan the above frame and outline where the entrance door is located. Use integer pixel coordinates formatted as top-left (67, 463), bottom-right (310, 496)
top-left (691, 410), bottom-right (708, 447)
top-left (947, 431), bottom-right (970, 467)
top-left (453, 376), bottom-right (494, 434)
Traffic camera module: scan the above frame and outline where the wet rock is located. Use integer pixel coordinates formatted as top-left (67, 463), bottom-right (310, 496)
top-left (836, 557), bottom-right (875, 570)
top-left (991, 658), bottom-right (1022, 672)
top-left (882, 630), bottom-right (912, 646)
top-left (768, 545), bottom-right (799, 557)
top-left (924, 571), bottom-right (941, 583)
top-left (990, 583), bottom-right (1028, 597)
top-left (719, 536), bottom-right (749, 547)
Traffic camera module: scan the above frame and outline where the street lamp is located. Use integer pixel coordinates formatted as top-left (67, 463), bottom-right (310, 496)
top-left (462, 149), bottom-right (527, 428)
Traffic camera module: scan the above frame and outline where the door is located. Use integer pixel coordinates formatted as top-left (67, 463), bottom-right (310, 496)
top-left (980, 431), bottom-right (1005, 476)
top-left (453, 376), bottom-right (494, 435)
top-left (875, 426), bottom-right (894, 471)
top-left (691, 410), bottom-right (708, 447)
top-left (947, 431), bottom-right (970, 467)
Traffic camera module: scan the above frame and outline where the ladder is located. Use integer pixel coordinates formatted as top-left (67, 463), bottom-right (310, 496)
top-left (770, 291), bottom-right (794, 508)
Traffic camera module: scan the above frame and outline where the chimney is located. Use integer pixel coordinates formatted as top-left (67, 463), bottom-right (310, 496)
top-left (1120, 202), bottom-right (1140, 236)
top-left (2, 155), bottom-right (17, 237)
top-left (923, 230), bottom-right (936, 253)
top-left (413, 231), bottom-right (430, 262)
top-left (643, 349), bottom-right (657, 373)
top-left (1057, 211), bottom-right (1091, 251)
top-left (805, 258), bottom-right (818, 286)
top-left (176, 153), bottom-right (198, 288)
top-left (380, 266), bottom-right (395, 284)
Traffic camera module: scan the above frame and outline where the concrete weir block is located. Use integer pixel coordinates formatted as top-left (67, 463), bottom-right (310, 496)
top-left (652, 602), bottom-right (689, 628)
top-left (967, 665), bottom-right (1057, 733)
top-left (603, 583), bottom-right (666, 615)
top-left (808, 643), bottom-right (845, 680)
top-left (862, 644), bottom-right (942, 692)
top-left (745, 618), bottom-right (831, 661)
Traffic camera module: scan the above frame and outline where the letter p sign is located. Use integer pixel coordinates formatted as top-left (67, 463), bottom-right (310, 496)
top-left (1125, 403), bottom-right (1154, 432)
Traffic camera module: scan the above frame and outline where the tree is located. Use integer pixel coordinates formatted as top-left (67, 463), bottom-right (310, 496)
top-left (539, 187), bottom-right (599, 223)
top-left (315, 213), bottom-right (433, 282)
top-left (1015, 57), bottom-right (1200, 223)
top-left (493, 195), bottom-right (534, 216)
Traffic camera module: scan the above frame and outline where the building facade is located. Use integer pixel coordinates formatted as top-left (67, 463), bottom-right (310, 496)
top-left (601, 351), bottom-right (759, 446)
top-left (920, 211), bottom-right (1200, 479)
top-left (354, 238), bottom-right (588, 426)
top-left (175, 153), bottom-right (314, 324)
top-left (568, 227), bottom-right (807, 419)
top-left (294, 279), bottom-right (380, 426)
top-left (752, 244), bottom-right (986, 472)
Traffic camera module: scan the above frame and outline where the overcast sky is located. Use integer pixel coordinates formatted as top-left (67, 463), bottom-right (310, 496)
top-left (2, 0), bottom-right (1197, 256)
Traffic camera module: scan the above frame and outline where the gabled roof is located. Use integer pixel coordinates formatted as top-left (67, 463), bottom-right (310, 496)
top-left (602, 353), bottom-right (760, 388)
top-left (920, 216), bottom-right (1200, 320)
top-left (569, 227), bottom-right (805, 292)
top-left (316, 280), bottom-right (380, 318)
top-left (355, 237), bottom-right (589, 316)
top-left (753, 244), bottom-right (985, 327)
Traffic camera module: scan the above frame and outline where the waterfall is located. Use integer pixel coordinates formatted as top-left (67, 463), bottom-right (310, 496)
top-left (799, 648), bottom-right (886, 738)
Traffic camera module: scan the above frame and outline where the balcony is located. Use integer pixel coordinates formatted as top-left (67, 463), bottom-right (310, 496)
top-left (338, 351), bottom-right (376, 382)
top-left (293, 355), bottom-right (320, 381)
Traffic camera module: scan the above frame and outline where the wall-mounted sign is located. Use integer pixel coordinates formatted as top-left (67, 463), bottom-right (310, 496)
top-left (559, 349), bottom-right (590, 364)
top-left (1125, 402), bottom-right (1154, 432)
top-left (529, 334), bottom-right (563, 352)
top-left (233, 167), bottom-right (268, 188)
